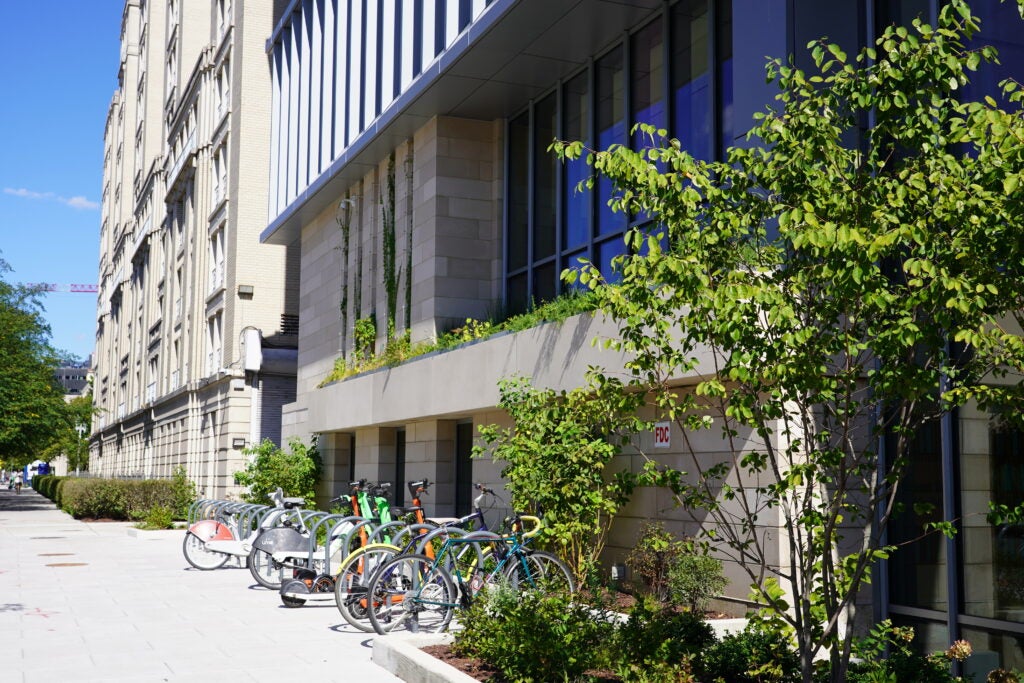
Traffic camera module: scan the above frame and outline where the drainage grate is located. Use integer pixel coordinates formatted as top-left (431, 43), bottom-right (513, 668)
top-left (45, 563), bottom-right (87, 567)
top-left (38, 553), bottom-right (74, 557)
top-left (29, 536), bottom-right (66, 540)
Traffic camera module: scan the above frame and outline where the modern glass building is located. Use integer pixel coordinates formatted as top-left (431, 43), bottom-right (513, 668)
top-left (259, 0), bottom-right (1024, 670)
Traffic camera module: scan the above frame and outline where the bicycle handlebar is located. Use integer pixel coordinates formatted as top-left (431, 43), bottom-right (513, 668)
top-left (514, 515), bottom-right (542, 539)
top-left (408, 479), bottom-right (430, 499)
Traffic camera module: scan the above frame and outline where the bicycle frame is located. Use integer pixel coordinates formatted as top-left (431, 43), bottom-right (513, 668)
top-left (366, 515), bottom-right (548, 634)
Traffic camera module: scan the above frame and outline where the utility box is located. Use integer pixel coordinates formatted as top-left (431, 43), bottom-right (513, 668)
top-left (242, 328), bottom-right (263, 372)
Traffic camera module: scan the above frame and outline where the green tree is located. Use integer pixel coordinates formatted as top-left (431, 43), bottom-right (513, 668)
top-left (553, 2), bottom-right (1024, 681)
top-left (233, 437), bottom-right (322, 506)
top-left (0, 259), bottom-right (69, 468)
top-left (39, 394), bottom-right (94, 472)
top-left (475, 375), bottom-right (651, 585)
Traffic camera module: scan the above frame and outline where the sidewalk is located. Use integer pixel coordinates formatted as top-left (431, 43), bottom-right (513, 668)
top-left (0, 487), bottom-right (404, 683)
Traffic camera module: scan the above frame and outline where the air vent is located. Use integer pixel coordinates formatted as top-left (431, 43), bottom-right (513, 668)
top-left (281, 314), bottom-right (299, 335)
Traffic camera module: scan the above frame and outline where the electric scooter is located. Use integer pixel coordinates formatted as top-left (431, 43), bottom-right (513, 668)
top-left (278, 481), bottom-right (397, 607)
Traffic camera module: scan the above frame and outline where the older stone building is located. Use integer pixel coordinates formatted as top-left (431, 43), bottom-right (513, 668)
top-left (92, 0), bottom-right (299, 498)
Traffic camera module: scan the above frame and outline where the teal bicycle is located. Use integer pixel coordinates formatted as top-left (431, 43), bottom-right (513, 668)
top-left (364, 514), bottom-right (574, 634)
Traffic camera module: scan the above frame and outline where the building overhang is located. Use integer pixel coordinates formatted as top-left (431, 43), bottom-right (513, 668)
top-left (260, 0), bottom-right (662, 246)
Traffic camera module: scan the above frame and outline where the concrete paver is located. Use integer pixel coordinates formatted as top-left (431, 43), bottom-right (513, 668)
top-left (0, 487), bottom-right (403, 683)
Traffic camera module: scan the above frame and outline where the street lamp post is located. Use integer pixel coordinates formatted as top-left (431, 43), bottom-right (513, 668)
top-left (74, 424), bottom-right (85, 477)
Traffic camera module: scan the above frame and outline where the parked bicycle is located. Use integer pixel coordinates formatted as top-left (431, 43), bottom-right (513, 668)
top-left (333, 480), bottom-right (497, 631)
top-left (277, 481), bottom-right (394, 607)
top-left (182, 489), bottom-right (299, 571)
top-left (364, 510), bottom-right (574, 634)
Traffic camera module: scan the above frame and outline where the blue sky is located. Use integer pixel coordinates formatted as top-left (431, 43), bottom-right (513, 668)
top-left (0, 2), bottom-right (123, 362)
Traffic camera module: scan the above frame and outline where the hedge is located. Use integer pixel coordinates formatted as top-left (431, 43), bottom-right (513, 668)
top-left (32, 475), bottom-right (67, 505)
top-left (33, 476), bottom-right (185, 521)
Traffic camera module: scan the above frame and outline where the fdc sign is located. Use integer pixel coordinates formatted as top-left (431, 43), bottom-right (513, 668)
top-left (654, 421), bottom-right (671, 449)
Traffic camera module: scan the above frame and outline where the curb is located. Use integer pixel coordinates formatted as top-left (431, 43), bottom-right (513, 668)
top-left (372, 633), bottom-right (479, 683)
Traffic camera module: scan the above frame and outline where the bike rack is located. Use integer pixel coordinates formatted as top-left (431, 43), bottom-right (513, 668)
top-left (305, 514), bottom-right (369, 575)
top-left (188, 498), bottom-right (223, 523)
top-left (365, 520), bottom-right (407, 545)
top-left (391, 522), bottom-right (439, 548)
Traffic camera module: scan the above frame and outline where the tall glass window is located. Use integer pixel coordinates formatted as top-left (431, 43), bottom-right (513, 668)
top-left (715, 0), bottom-right (733, 156)
top-left (507, 112), bottom-right (530, 315)
top-left (595, 46), bottom-right (627, 238)
top-left (876, 2), bottom-right (1024, 668)
top-left (632, 17), bottom-right (666, 145)
top-left (962, 424), bottom-right (1024, 622)
top-left (505, 0), bottom-right (733, 311)
top-left (672, 0), bottom-right (710, 160)
top-left (562, 70), bottom-right (590, 265)
top-left (888, 419), bottom-right (949, 612)
top-left (962, 0), bottom-right (1024, 109)
top-left (533, 93), bottom-right (558, 304)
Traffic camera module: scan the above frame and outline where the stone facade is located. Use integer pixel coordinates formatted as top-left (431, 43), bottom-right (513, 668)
top-left (91, 0), bottom-right (298, 498)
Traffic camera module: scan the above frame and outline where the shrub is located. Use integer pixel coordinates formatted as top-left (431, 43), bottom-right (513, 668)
top-left (169, 466), bottom-right (196, 519)
top-left (54, 477), bottom-right (68, 507)
top-left (58, 478), bottom-right (180, 521)
top-left (703, 621), bottom-right (801, 683)
top-left (667, 548), bottom-right (728, 613)
top-left (452, 582), bottom-right (615, 682)
top-left (140, 505), bottom-right (175, 530)
top-left (61, 479), bottom-right (128, 519)
top-left (33, 475), bottom-right (53, 502)
top-left (626, 522), bottom-right (686, 601)
top-left (474, 374), bottom-right (651, 586)
top-left (613, 596), bottom-right (714, 682)
top-left (33, 474), bottom-right (64, 501)
top-left (844, 621), bottom-right (968, 683)
top-left (233, 437), bottom-right (322, 506)
top-left (123, 479), bottom-right (177, 520)
top-left (988, 671), bottom-right (1021, 683)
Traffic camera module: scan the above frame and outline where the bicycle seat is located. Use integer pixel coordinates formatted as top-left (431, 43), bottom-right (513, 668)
top-left (431, 517), bottom-right (461, 525)
top-left (282, 497), bottom-right (305, 509)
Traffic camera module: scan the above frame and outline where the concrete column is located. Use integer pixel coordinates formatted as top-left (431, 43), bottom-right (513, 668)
top-left (317, 431), bottom-right (354, 502)
top-left (409, 116), bottom-right (503, 343)
top-left (405, 420), bottom-right (457, 517)
top-left (354, 426), bottom-right (397, 486)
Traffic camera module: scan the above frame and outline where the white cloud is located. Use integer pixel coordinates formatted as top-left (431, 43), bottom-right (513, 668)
top-left (4, 187), bottom-right (99, 210)
top-left (65, 195), bottom-right (100, 210)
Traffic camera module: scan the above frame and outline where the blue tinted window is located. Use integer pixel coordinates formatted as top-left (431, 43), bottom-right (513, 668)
top-left (534, 94), bottom-right (557, 261)
top-left (597, 46), bottom-right (627, 237)
top-left (505, 1), bottom-right (733, 309)
top-left (672, 1), bottom-right (710, 160)
top-left (963, 0), bottom-right (1024, 109)
top-left (562, 72), bottom-right (590, 250)
top-left (632, 18), bottom-right (666, 148)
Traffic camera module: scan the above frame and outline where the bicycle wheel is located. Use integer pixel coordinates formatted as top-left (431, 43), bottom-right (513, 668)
top-left (503, 549), bottom-right (575, 594)
top-left (182, 532), bottom-right (230, 570)
top-left (366, 554), bottom-right (456, 635)
top-left (248, 547), bottom-right (284, 589)
top-left (334, 544), bottom-right (400, 632)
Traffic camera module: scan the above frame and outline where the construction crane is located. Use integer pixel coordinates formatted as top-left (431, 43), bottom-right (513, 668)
top-left (26, 283), bottom-right (98, 293)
